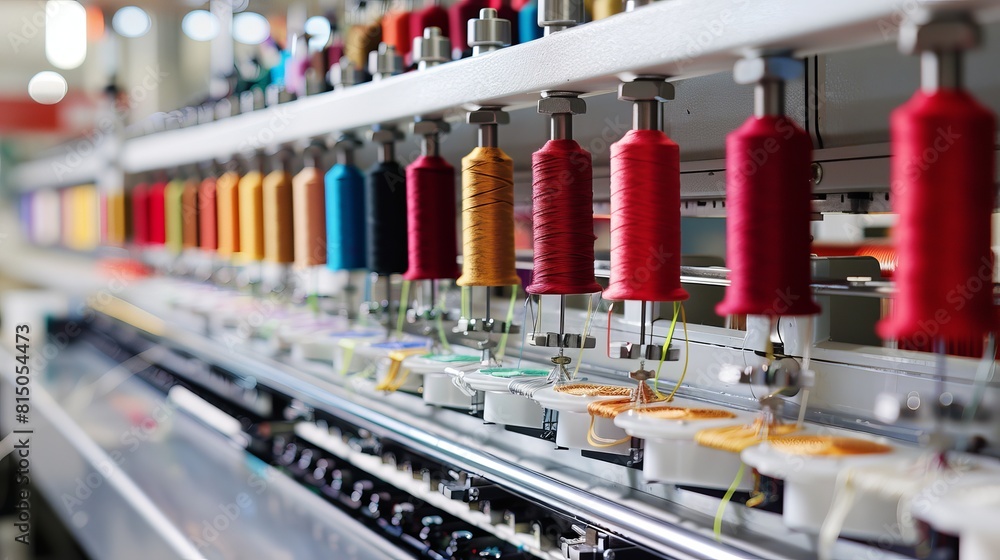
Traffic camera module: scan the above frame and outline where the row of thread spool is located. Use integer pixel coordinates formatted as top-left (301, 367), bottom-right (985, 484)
top-left (17, 8), bottom-right (999, 356)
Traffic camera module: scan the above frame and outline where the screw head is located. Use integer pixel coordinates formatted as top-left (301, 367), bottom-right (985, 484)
top-left (466, 108), bottom-right (510, 125)
top-left (618, 79), bottom-right (674, 102)
top-left (537, 95), bottom-right (586, 115)
top-left (412, 119), bottom-right (451, 136)
top-left (898, 13), bottom-right (979, 55)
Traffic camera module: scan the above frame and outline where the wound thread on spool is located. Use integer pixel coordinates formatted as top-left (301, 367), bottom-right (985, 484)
top-left (263, 165), bottom-right (295, 264)
top-left (199, 176), bottom-right (218, 252)
top-left (105, 191), bottom-right (126, 247)
top-left (147, 181), bottom-right (167, 246)
top-left (131, 183), bottom-right (149, 245)
top-left (345, 22), bottom-right (382, 69)
top-left (216, 170), bottom-right (241, 257)
top-left (182, 178), bottom-right (199, 249)
top-left (326, 135), bottom-right (367, 270)
top-left (717, 56), bottom-right (820, 317)
top-left (165, 178), bottom-right (185, 253)
top-left (404, 120), bottom-right (460, 281)
top-left (367, 128), bottom-right (409, 274)
top-left (528, 92), bottom-right (601, 295)
top-left (604, 131), bottom-right (688, 302)
top-left (410, 2), bottom-right (450, 54)
top-left (457, 147), bottom-right (519, 286)
top-left (382, 8), bottom-right (412, 58)
top-left (238, 168), bottom-right (265, 261)
top-left (293, 162), bottom-right (327, 268)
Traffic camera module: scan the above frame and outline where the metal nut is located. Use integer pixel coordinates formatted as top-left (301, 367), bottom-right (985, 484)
top-left (899, 14), bottom-right (980, 54)
top-left (413, 119), bottom-right (451, 136)
top-left (466, 108), bottom-right (510, 125)
top-left (732, 56), bottom-right (802, 85)
top-left (537, 96), bottom-right (586, 115)
top-left (369, 127), bottom-right (404, 144)
top-left (334, 133), bottom-right (362, 151)
top-left (618, 79), bottom-right (674, 102)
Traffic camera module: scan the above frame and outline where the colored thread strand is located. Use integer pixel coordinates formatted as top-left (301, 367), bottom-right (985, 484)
top-left (199, 177), bottom-right (218, 252)
top-left (717, 115), bottom-right (820, 317)
top-left (263, 170), bottom-right (295, 264)
top-left (182, 178), bottom-right (199, 249)
top-left (713, 463), bottom-right (746, 541)
top-left (325, 162), bottom-right (367, 270)
top-left (215, 171), bottom-right (241, 257)
top-left (293, 167), bottom-right (327, 268)
top-left (457, 147), bottom-right (519, 287)
top-left (404, 155), bottom-right (460, 280)
top-left (238, 170), bottom-right (265, 261)
top-left (495, 285), bottom-right (519, 361)
top-left (527, 139), bottom-right (601, 295)
top-left (605, 130), bottom-right (688, 302)
top-left (396, 280), bottom-right (411, 336)
top-left (366, 160), bottom-right (409, 274)
top-left (878, 89), bottom-right (997, 341)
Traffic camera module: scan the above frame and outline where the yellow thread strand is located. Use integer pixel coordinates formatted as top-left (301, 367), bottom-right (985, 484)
top-left (457, 147), bottom-right (520, 287)
top-left (263, 170), bottom-right (295, 264)
top-left (374, 348), bottom-right (426, 392)
top-left (587, 414), bottom-right (631, 448)
top-left (555, 384), bottom-right (633, 397)
top-left (695, 419), bottom-right (799, 453)
top-left (216, 171), bottom-right (241, 257)
top-left (713, 463), bottom-right (746, 541)
top-left (461, 286), bottom-right (470, 319)
top-left (238, 170), bottom-right (265, 262)
top-left (396, 280), bottom-right (410, 336)
top-left (662, 303), bottom-right (689, 403)
top-left (338, 339), bottom-right (358, 375)
top-left (495, 285), bottom-right (519, 361)
top-left (654, 302), bottom-right (681, 396)
top-left (435, 285), bottom-right (452, 352)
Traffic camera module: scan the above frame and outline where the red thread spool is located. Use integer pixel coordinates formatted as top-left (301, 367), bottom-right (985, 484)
top-left (878, 89), bottom-right (997, 342)
top-left (410, 6), bottom-right (450, 53)
top-left (131, 183), bottom-right (149, 245)
top-left (717, 116), bottom-right (820, 317)
top-left (403, 155), bottom-right (460, 280)
top-left (604, 130), bottom-right (688, 302)
top-left (147, 181), bottom-right (166, 245)
top-left (527, 139), bottom-right (601, 295)
top-left (199, 177), bottom-right (218, 251)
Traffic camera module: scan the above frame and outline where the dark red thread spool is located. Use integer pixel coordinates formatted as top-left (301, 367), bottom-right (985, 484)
top-left (404, 153), bottom-right (459, 281)
top-left (527, 139), bottom-right (601, 295)
top-left (716, 115), bottom-right (820, 316)
top-left (131, 183), bottom-right (149, 245)
top-left (604, 129), bottom-right (688, 303)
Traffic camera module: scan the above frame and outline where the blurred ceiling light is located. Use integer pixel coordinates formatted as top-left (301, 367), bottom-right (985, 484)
top-left (112, 6), bottom-right (151, 38)
top-left (45, 1), bottom-right (87, 70)
top-left (182, 10), bottom-right (220, 41)
top-left (304, 16), bottom-right (331, 49)
top-left (232, 12), bottom-right (270, 45)
top-left (28, 71), bottom-right (69, 104)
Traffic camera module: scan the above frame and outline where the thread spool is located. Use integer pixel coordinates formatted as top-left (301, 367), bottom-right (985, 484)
top-left (878, 92), bottom-right (996, 340)
top-left (528, 140), bottom-right (600, 294)
top-left (518, 0), bottom-right (543, 42)
top-left (457, 147), bottom-right (519, 287)
top-left (131, 183), bottom-right (149, 245)
top-left (182, 178), bottom-right (199, 249)
top-left (716, 115), bottom-right (820, 316)
top-left (404, 121), bottom-right (459, 281)
top-left (293, 150), bottom-right (327, 268)
top-left (345, 22), bottom-right (382, 69)
top-left (263, 158), bottom-right (295, 264)
top-left (106, 190), bottom-right (126, 247)
top-left (147, 181), bottom-right (167, 246)
top-left (603, 130), bottom-right (687, 302)
top-left (199, 176), bottom-right (218, 252)
top-left (366, 129), bottom-right (409, 275)
top-left (165, 178), bottom-right (185, 253)
top-left (326, 137), bottom-right (367, 270)
top-left (382, 8), bottom-right (412, 57)
top-left (238, 169), bottom-right (265, 261)
top-left (590, 0), bottom-right (621, 20)
top-left (216, 170), bottom-right (241, 257)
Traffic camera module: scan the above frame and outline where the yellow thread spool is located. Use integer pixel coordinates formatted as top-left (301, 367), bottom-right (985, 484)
top-left (216, 171), bottom-right (241, 257)
top-left (457, 147), bottom-right (520, 287)
top-left (263, 170), bottom-right (295, 264)
top-left (68, 185), bottom-right (99, 251)
top-left (165, 178), bottom-right (185, 253)
top-left (292, 167), bottom-right (327, 268)
top-left (238, 170), bottom-right (265, 261)
top-left (590, 0), bottom-right (622, 20)
top-left (345, 22), bottom-right (382, 69)
top-left (105, 190), bottom-right (126, 246)
top-left (182, 178), bottom-right (199, 249)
